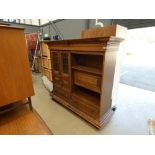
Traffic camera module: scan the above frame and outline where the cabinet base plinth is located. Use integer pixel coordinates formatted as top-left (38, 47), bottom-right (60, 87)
top-left (52, 95), bottom-right (116, 129)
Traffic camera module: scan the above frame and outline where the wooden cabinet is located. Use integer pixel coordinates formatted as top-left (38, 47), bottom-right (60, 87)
top-left (0, 25), bottom-right (34, 108)
top-left (40, 42), bottom-right (52, 81)
top-left (40, 42), bottom-right (51, 57)
top-left (47, 25), bottom-right (125, 128)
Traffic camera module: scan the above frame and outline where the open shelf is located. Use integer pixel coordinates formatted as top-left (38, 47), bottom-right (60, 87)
top-left (72, 86), bottom-right (100, 106)
top-left (72, 65), bottom-right (102, 75)
top-left (71, 53), bottom-right (103, 71)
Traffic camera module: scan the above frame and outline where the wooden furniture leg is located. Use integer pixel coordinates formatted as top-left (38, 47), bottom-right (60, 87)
top-left (0, 97), bottom-right (33, 115)
top-left (28, 97), bottom-right (33, 111)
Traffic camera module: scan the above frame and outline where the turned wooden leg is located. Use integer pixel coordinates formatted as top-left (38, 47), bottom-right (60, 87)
top-left (28, 97), bottom-right (33, 111)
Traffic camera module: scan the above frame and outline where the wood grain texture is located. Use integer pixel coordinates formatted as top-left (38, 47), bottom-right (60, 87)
top-left (100, 48), bottom-right (117, 116)
top-left (47, 25), bottom-right (126, 128)
top-left (48, 37), bottom-right (122, 128)
top-left (81, 25), bottom-right (127, 39)
top-left (40, 42), bottom-right (51, 58)
top-left (0, 26), bottom-right (34, 106)
top-left (72, 65), bottom-right (102, 75)
top-left (40, 42), bottom-right (53, 81)
top-left (0, 25), bottom-right (24, 30)
top-left (47, 37), bottom-right (123, 52)
top-left (0, 103), bottom-right (52, 135)
top-left (74, 71), bottom-right (101, 93)
top-left (52, 95), bottom-right (99, 127)
top-left (0, 23), bottom-right (10, 26)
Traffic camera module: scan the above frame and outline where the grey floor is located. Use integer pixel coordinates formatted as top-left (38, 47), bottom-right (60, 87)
top-left (120, 54), bottom-right (155, 92)
top-left (32, 73), bottom-right (155, 135)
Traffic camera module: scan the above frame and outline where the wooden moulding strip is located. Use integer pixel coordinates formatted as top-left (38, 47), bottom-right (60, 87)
top-left (99, 106), bottom-right (116, 129)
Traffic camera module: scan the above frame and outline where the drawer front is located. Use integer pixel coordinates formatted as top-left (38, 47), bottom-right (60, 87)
top-left (54, 85), bottom-right (70, 101)
top-left (74, 71), bottom-right (101, 93)
top-left (70, 96), bottom-right (99, 119)
top-left (42, 57), bottom-right (48, 68)
top-left (41, 43), bottom-right (50, 58)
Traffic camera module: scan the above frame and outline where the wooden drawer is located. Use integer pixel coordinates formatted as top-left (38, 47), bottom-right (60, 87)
top-left (41, 68), bottom-right (52, 81)
top-left (54, 85), bottom-right (70, 101)
top-left (74, 71), bottom-right (101, 93)
top-left (70, 95), bottom-right (98, 119)
top-left (40, 43), bottom-right (50, 58)
top-left (41, 57), bottom-right (52, 69)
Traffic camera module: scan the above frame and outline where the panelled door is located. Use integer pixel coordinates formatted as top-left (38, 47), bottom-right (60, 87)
top-left (52, 51), bottom-right (70, 101)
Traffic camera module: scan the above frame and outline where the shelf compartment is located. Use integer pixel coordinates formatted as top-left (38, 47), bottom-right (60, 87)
top-left (72, 65), bottom-right (102, 75)
top-left (72, 87), bottom-right (100, 105)
top-left (74, 70), bottom-right (101, 93)
top-left (71, 53), bottom-right (103, 71)
top-left (71, 87), bottom-right (100, 119)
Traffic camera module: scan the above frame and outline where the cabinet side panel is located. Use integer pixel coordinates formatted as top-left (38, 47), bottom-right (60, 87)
top-left (0, 27), bottom-right (34, 106)
top-left (100, 47), bottom-right (118, 118)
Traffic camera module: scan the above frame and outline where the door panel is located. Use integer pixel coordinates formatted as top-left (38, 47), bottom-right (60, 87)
top-left (61, 52), bottom-right (70, 90)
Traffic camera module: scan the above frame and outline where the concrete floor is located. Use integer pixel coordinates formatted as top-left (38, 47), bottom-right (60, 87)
top-left (31, 73), bottom-right (155, 135)
top-left (120, 53), bottom-right (155, 92)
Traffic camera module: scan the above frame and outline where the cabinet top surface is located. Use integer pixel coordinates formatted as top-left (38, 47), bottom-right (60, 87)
top-left (44, 36), bottom-right (123, 46)
top-left (0, 25), bottom-right (24, 30)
